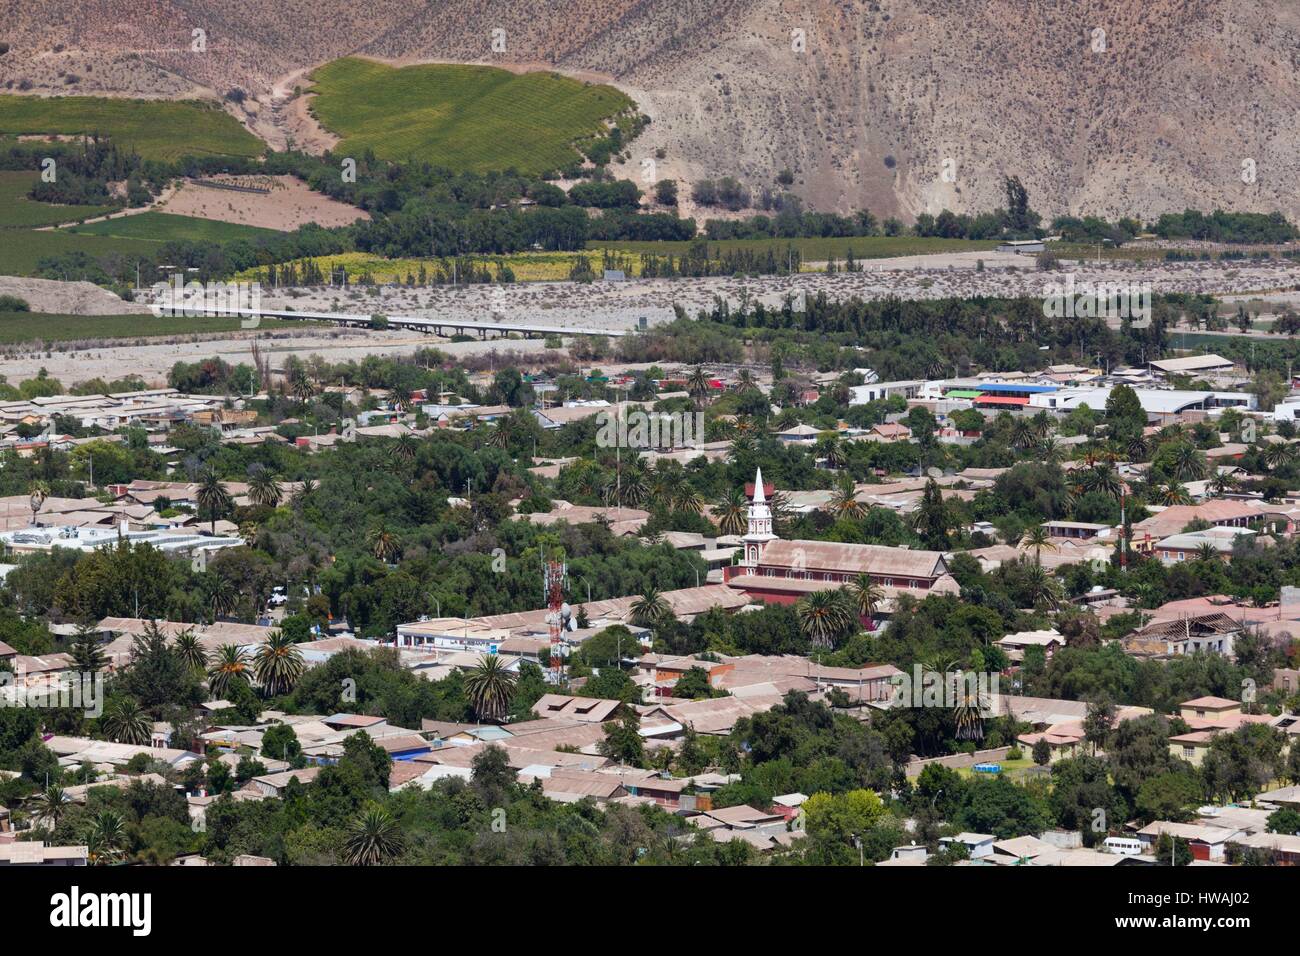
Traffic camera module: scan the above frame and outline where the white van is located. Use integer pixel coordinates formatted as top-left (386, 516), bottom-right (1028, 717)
top-left (1102, 837), bottom-right (1142, 856)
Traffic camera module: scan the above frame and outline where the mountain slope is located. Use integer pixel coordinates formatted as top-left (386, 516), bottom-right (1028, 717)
top-left (4, 0), bottom-right (1299, 220)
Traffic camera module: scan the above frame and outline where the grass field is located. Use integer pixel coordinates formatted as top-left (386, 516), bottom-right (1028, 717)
top-left (0, 170), bottom-right (117, 227)
top-left (62, 212), bottom-right (283, 243)
top-left (592, 235), bottom-right (1002, 260)
top-left (0, 227), bottom-right (160, 276)
top-left (0, 311), bottom-right (319, 344)
top-left (0, 95), bottom-right (265, 162)
top-left (307, 58), bottom-right (634, 175)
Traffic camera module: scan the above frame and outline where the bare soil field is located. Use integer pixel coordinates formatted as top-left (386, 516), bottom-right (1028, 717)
top-left (157, 175), bottom-right (368, 230)
top-left (256, 255), bottom-right (1300, 333)
top-left (0, 275), bottom-right (151, 315)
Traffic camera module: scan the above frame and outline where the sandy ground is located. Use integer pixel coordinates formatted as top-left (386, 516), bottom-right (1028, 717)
top-left (0, 275), bottom-right (153, 315)
top-left (0, 326), bottom-right (556, 387)
top-left (255, 254), bottom-right (1300, 332)
top-left (157, 175), bottom-right (369, 230)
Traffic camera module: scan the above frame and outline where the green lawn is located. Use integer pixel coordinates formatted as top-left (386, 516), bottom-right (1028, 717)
top-left (0, 311), bottom-right (319, 344)
top-left (0, 170), bottom-right (117, 227)
top-left (592, 235), bottom-right (1002, 261)
top-left (0, 95), bottom-right (265, 162)
top-left (307, 58), bottom-right (634, 174)
top-left (62, 211), bottom-right (283, 243)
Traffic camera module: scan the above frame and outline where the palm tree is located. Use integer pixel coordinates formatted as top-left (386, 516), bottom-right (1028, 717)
top-left (196, 468), bottom-right (233, 534)
top-left (1125, 434), bottom-right (1151, 462)
top-left (687, 366), bottom-right (712, 408)
top-left (368, 523), bottom-right (399, 562)
top-left (817, 433), bottom-right (848, 469)
top-left (1264, 442), bottom-right (1297, 472)
top-left (289, 370), bottom-right (317, 407)
top-left (254, 630), bottom-right (305, 696)
top-left (207, 644), bottom-right (251, 698)
top-left (828, 480), bottom-right (864, 521)
top-left (1037, 436), bottom-right (1062, 463)
top-left (1195, 542), bottom-right (1221, 562)
top-left (630, 587), bottom-right (671, 628)
top-left (712, 487), bottom-right (748, 536)
top-left (344, 804), bottom-right (404, 865)
top-left (1023, 563), bottom-right (1062, 610)
top-left (29, 783), bottom-right (72, 827)
top-left (951, 672), bottom-right (987, 741)
top-left (202, 574), bottom-right (238, 623)
top-left (1170, 443), bottom-right (1208, 482)
top-left (28, 480), bottom-right (49, 527)
top-left (736, 369), bottom-right (757, 391)
top-left (248, 467), bottom-right (283, 508)
top-left (1078, 462), bottom-right (1124, 500)
top-left (174, 628), bottom-right (208, 672)
top-left (392, 432), bottom-right (418, 462)
top-left (84, 810), bottom-right (127, 866)
top-left (848, 574), bottom-right (885, 620)
top-left (464, 654), bottom-right (518, 722)
top-left (1154, 481), bottom-right (1193, 506)
top-left (1020, 524), bottom-right (1058, 566)
top-left (101, 698), bottom-right (151, 745)
top-left (292, 478), bottom-right (317, 507)
top-left (795, 589), bottom-right (855, 649)
top-left (1208, 471), bottom-right (1239, 496)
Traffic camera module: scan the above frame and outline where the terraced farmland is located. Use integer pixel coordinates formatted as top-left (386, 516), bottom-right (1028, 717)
top-left (0, 95), bottom-right (265, 162)
top-left (307, 58), bottom-right (634, 174)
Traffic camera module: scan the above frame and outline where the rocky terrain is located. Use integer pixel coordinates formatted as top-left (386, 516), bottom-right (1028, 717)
top-left (4, 1), bottom-right (1300, 221)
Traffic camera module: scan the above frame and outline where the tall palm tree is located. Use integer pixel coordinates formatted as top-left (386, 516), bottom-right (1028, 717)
top-left (101, 698), bottom-right (151, 745)
top-left (1010, 418), bottom-right (1037, 450)
top-left (202, 574), bottom-right (238, 623)
top-left (207, 644), bottom-right (251, 698)
top-left (630, 587), bottom-right (671, 628)
top-left (254, 630), bottom-right (305, 696)
top-left (712, 487), bottom-right (748, 536)
top-left (1020, 524), bottom-right (1058, 566)
top-left (816, 433), bottom-right (848, 469)
top-left (28, 480), bottom-right (49, 527)
top-left (368, 523), bottom-right (399, 562)
top-left (464, 654), bottom-right (518, 722)
top-left (248, 467), bottom-right (283, 508)
top-left (196, 468), bottom-right (233, 534)
top-left (795, 589), bottom-right (855, 649)
top-left (84, 810), bottom-right (127, 866)
top-left (848, 574), bottom-right (885, 620)
top-left (687, 366), bottom-right (712, 408)
top-left (292, 478), bottom-right (317, 507)
top-left (344, 804), bottom-right (404, 865)
top-left (1208, 471), bottom-right (1239, 496)
top-left (289, 370), bottom-right (317, 407)
top-left (828, 481), bottom-right (865, 522)
top-left (174, 628), bottom-right (208, 673)
top-left (736, 369), bottom-right (757, 391)
top-left (1264, 441), bottom-right (1297, 472)
top-left (392, 432), bottom-right (419, 462)
top-left (951, 672), bottom-right (987, 741)
top-left (29, 783), bottom-right (72, 828)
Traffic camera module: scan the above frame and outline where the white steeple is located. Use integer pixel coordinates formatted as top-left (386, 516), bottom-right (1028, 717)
top-left (743, 466), bottom-right (776, 566)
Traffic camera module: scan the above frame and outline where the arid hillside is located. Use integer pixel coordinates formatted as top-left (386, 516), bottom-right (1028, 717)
top-left (3, 0), bottom-right (1299, 220)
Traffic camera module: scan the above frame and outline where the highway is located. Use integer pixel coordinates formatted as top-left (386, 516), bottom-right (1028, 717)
top-left (152, 304), bottom-right (634, 339)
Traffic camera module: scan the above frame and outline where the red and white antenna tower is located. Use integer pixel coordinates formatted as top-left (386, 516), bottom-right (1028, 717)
top-left (544, 559), bottom-right (568, 681)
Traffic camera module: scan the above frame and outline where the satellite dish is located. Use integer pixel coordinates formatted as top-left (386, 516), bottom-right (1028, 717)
top-left (927, 466), bottom-right (943, 479)
top-left (560, 602), bottom-right (572, 619)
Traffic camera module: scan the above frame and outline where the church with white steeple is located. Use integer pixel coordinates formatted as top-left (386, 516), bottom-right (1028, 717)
top-left (724, 466), bottom-right (956, 607)
top-left (742, 466), bottom-right (777, 566)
